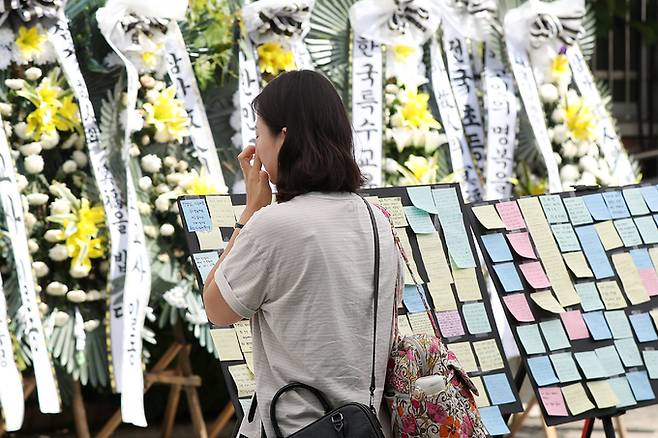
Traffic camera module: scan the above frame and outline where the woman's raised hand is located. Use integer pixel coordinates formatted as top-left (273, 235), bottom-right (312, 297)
top-left (238, 145), bottom-right (272, 219)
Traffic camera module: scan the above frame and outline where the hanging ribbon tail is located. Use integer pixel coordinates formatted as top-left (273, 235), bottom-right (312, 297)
top-left (238, 38), bottom-right (259, 149)
top-left (0, 274), bottom-right (25, 431)
top-left (437, 0), bottom-right (498, 42)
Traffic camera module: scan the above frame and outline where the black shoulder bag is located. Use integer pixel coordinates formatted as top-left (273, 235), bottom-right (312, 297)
top-left (268, 197), bottom-right (387, 438)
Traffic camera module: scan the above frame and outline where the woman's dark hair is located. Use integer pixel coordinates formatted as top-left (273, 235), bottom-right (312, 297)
top-left (252, 70), bottom-right (364, 202)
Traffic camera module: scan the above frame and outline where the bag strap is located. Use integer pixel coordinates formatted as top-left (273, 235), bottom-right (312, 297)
top-left (270, 382), bottom-right (333, 437)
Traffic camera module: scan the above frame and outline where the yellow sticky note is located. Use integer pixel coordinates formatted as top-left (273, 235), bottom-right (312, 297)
top-left (597, 280), bottom-right (627, 310)
top-left (452, 267), bottom-right (482, 302)
top-left (233, 320), bottom-right (253, 353)
top-left (472, 205), bottom-right (505, 230)
top-left (380, 197), bottom-right (408, 227)
top-left (473, 338), bottom-right (504, 372)
top-left (416, 233), bottom-right (452, 283)
top-left (364, 196), bottom-right (380, 206)
top-left (398, 315), bottom-right (414, 336)
top-left (210, 328), bottom-right (244, 361)
top-left (197, 228), bottom-right (225, 250)
top-left (228, 364), bottom-right (256, 398)
top-left (206, 195), bottom-right (235, 227)
top-left (586, 380), bottom-right (618, 409)
top-left (530, 290), bottom-right (565, 314)
top-left (562, 252), bottom-right (593, 278)
top-left (397, 228), bottom-right (421, 284)
top-left (233, 204), bottom-right (246, 222)
top-left (612, 252), bottom-right (650, 305)
top-left (244, 351), bottom-right (255, 374)
top-left (561, 383), bottom-right (595, 415)
top-left (594, 221), bottom-right (623, 250)
top-left (408, 312), bottom-right (435, 336)
top-left (427, 282), bottom-right (458, 311)
top-left (470, 376), bottom-right (490, 407)
top-left (446, 341), bottom-right (478, 373)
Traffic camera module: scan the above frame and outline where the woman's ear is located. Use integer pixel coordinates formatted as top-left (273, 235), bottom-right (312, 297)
top-left (281, 127), bottom-right (287, 137)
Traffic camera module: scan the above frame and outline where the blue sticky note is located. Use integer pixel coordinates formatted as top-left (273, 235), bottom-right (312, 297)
top-left (539, 319), bottom-right (571, 351)
top-left (614, 219), bottom-right (642, 247)
top-left (478, 406), bottom-right (510, 435)
top-left (550, 352), bottom-right (581, 383)
top-left (564, 197), bottom-right (593, 225)
top-left (527, 355), bottom-right (559, 386)
top-left (640, 186), bottom-right (658, 212)
top-left (575, 282), bottom-right (605, 312)
top-left (462, 302), bottom-right (491, 334)
top-left (605, 311), bottom-right (634, 339)
top-left (642, 351), bottom-right (658, 378)
top-left (403, 206), bottom-right (436, 234)
top-left (603, 191), bottom-right (631, 219)
top-left (432, 188), bottom-right (461, 220)
top-left (595, 345), bottom-right (625, 377)
top-left (192, 251), bottom-right (219, 285)
top-left (608, 376), bottom-right (637, 408)
top-left (574, 351), bottom-right (607, 379)
top-left (483, 373), bottom-right (516, 405)
top-left (540, 195), bottom-right (569, 223)
top-left (614, 338), bottom-right (643, 367)
top-left (517, 324), bottom-right (546, 355)
top-left (481, 233), bottom-right (513, 262)
top-left (631, 248), bottom-right (654, 270)
top-left (582, 311), bottom-right (612, 340)
top-left (575, 225), bottom-right (614, 279)
top-left (551, 223), bottom-right (581, 252)
top-left (403, 285), bottom-right (427, 313)
top-left (493, 262), bottom-right (524, 292)
top-left (407, 186), bottom-right (438, 214)
top-left (634, 216), bottom-right (658, 244)
top-left (623, 188), bottom-right (650, 216)
top-left (626, 371), bottom-right (655, 401)
top-left (180, 198), bottom-right (212, 232)
top-left (442, 220), bottom-right (477, 268)
top-left (629, 313), bottom-right (658, 342)
top-left (583, 193), bottom-right (612, 221)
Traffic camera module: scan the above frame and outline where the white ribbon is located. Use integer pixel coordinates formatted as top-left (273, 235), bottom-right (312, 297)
top-left (238, 39), bottom-right (259, 150)
top-left (0, 273), bottom-right (24, 431)
top-left (0, 118), bottom-right (60, 414)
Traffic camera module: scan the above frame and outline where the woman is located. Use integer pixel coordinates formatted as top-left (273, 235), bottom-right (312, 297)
top-left (203, 70), bottom-right (400, 438)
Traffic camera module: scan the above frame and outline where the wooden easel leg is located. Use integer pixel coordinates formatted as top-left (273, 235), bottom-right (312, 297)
top-left (177, 345), bottom-right (208, 438)
top-left (542, 420), bottom-right (557, 438)
top-left (208, 403), bottom-right (235, 438)
top-left (509, 396), bottom-right (536, 436)
top-left (72, 380), bottom-right (91, 438)
top-left (161, 375), bottom-right (183, 438)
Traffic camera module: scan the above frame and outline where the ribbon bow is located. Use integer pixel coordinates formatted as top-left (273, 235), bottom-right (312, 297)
top-left (0, 0), bottom-right (61, 22)
top-left (242, 0), bottom-right (314, 44)
top-left (439, 0), bottom-right (498, 41)
top-left (96, 0), bottom-right (187, 39)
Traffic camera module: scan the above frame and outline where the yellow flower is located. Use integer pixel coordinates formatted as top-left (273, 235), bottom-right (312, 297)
top-left (26, 106), bottom-right (56, 139)
top-left (22, 75), bottom-right (79, 139)
top-left (399, 88), bottom-right (441, 129)
top-left (36, 78), bottom-right (62, 107)
top-left (54, 95), bottom-right (80, 131)
top-left (185, 169), bottom-right (226, 195)
top-left (550, 54), bottom-right (570, 81)
top-left (15, 26), bottom-right (47, 61)
top-left (143, 86), bottom-right (190, 143)
top-left (404, 154), bottom-right (438, 183)
top-left (392, 45), bottom-right (416, 62)
top-left (560, 96), bottom-right (596, 142)
top-left (142, 51), bottom-right (158, 69)
top-left (257, 42), bottom-right (296, 76)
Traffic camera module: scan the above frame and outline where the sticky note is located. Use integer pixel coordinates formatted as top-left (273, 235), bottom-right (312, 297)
top-left (650, 248), bottom-right (658, 275)
top-left (206, 195), bottom-right (235, 227)
top-left (551, 223), bottom-right (581, 252)
top-left (550, 352), bottom-right (581, 383)
top-left (634, 216), bottom-right (658, 244)
top-left (623, 188), bottom-right (649, 216)
top-left (612, 253), bottom-right (650, 305)
top-left (452, 267), bottom-right (482, 302)
top-left (493, 262), bottom-right (523, 292)
top-left (470, 376), bottom-right (490, 407)
top-left (403, 285), bottom-right (427, 313)
top-left (652, 309), bottom-right (658, 329)
top-left (197, 228), bottom-right (225, 250)
top-left (436, 310), bottom-right (465, 338)
top-left (540, 195), bottom-right (569, 223)
top-left (582, 311), bottom-right (612, 340)
top-left (629, 313), bottom-right (658, 342)
top-left (427, 281), bottom-right (458, 311)
top-left (516, 324), bottom-right (546, 355)
top-left (608, 376), bottom-right (637, 408)
top-left (586, 380), bottom-right (619, 409)
top-left (561, 383), bottom-right (595, 415)
top-left (495, 200), bottom-right (526, 230)
top-left (626, 371), bottom-right (655, 401)
top-left (527, 355), bottom-right (559, 386)
top-left (506, 232), bottom-right (537, 259)
top-left (583, 193), bottom-right (612, 221)
top-left (398, 315), bottom-right (414, 336)
top-left (560, 311), bottom-right (590, 340)
top-left (192, 251), bottom-right (219, 284)
top-left (519, 261), bottom-right (551, 289)
top-left (462, 302), bottom-right (491, 335)
top-left (614, 338), bottom-right (643, 367)
top-left (232, 204), bottom-right (246, 221)
top-left (180, 198), bottom-right (212, 232)
top-left (597, 280), bottom-right (627, 310)
top-left (478, 406), bottom-right (510, 435)
top-left (432, 187), bottom-right (460, 215)
top-left (631, 248), bottom-right (654, 269)
top-left (605, 311), bottom-right (634, 339)
top-left (614, 219), bottom-right (643, 247)
top-left (502, 293), bottom-right (534, 322)
top-left (594, 220), bottom-right (624, 250)
top-left (639, 269), bottom-right (658, 296)
top-left (575, 225), bottom-right (614, 279)
top-left (641, 350), bottom-right (658, 378)
top-left (379, 197), bottom-right (408, 227)
top-left (404, 206), bottom-right (436, 234)
top-left (481, 233), bottom-right (513, 262)
top-left (408, 312), bottom-right (435, 336)
top-left (563, 197), bottom-right (593, 225)
top-left (416, 233), bottom-right (452, 283)
top-left (473, 338), bottom-right (504, 371)
top-left (233, 321), bottom-right (252, 352)
top-left (603, 191), bottom-right (631, 219)
top-left (574, 351), bottom-right (607, 379)
top-left (482, 373), bottom-right (516, 405)
top-left (244, 351), bottom-right (254, 373)
top-left (575, 282), bottom-right (604, 311)
top-left (446, 341), bottom-right (478, 373)
top-left (531, 290), bottom-right (565, 314)
top-left (640, 185), bottom-right (658, 212)
top-left (229, 364), bottom-right (256, 398)
top-left (407, 186), bottom-right (438, 213)
top-left (238, 397), bottom-right (253, 416)
top-left (397, 230), bottom-right (422, 284)
top-left (563, 251), bottom-right (594, 278)
top-left (539, 387), bottom-right (568, 416)
top-left (438, 212), bottom-right (476, 268)
top-left (210, 328), bottom-right (244, 361)
top-left (540, 319), bottom-right (571, 351)
top-left (595, 345), bottom-right (625, 377)
top-left (472, 204), bottom-right (506, 230)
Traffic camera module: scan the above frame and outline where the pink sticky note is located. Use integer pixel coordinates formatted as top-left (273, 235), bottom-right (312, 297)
top-left (503, 294), bottom-right (535, 322)
top-left (506, 232), bottom-right (537, 259)
top-left (639, 268), bottom-right (658, 296)
top-left (519, 261), bottom-right (551, 289)
top-left (560, 311), bottom-right (590, 340)
top-left (496, 201), bottom-right (526, 230)
top-left (437, 311), bottom-right (465, 338)
top-left (539, 387), bottom-right (569, 416)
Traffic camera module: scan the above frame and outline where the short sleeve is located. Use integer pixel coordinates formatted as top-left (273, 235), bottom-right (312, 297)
top-left (214, 228), bottom-right (271, 319)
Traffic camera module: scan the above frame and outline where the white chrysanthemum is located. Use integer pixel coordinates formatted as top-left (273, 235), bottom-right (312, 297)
top-left (539, 83), bottom-right (559, 103)
top-left (69, 264), bottom-right (90, 278)
top-left (27, 193), bottom-right (49, 206)
top-left (44, 229), bottom-right (62, 242)
top-left (562, 141), bottom-right (578, 159)
top-left (24, 154), bottom-right (44, 173)
top-left (155, 194), bottom-right (170, 212)
top-left (72, 150), bottom-right (88, 168)
top-left (164, 156), bottom-right (177, 168)
top-left (140, 75), bottom-right (156, 88)
top-left (119, 108), bottom-right (144, 133)
top-left (48, 244), bottom-right (68, 262)
top-left (160, 223), bottom-right (175, 236)
top-left (163, 285), bottom-right (187, 309)
top-left (143, 225), bottom-right (158, 238)
top-left (40, 131), bottom-right (59, 149)
top-left (27, 238), bottom-right (38, 254)
top-left (33, 261), bottom-right (49, 277)
top-left (390, 112), bottom-right (404, 128)
top-left (552, 124), bottom-right (569, 144)
top-left (156, 183), bottom-right (170, 194)
top-left (137, 201), bottom-right (151, 214)
top-left (83, 319), bottom-right (100, 332)
top-left (66, 290), bottom-right (87, 303)
top-left (62, 160), bottom-right (77, 174)
top-left (0, 46), bottom-right (11, 70)
top-left (14, 122), bottom-right (31, 140)
top-left (53, 310), bottom-right (70, 327)
top-left (141, 154), bottom-right (162, 173)
top-left (16, 174), bottom-right (28, 191)
top-left (34, 40), bottom-right (57, 65)
top-left (578, 171), bottom-right (597, 186)
top-left (5, 79), bottom-right (24, 89)
top-left (19, 142), bottom-right (42, 156)
top-left (0, 102), bottom-right (12, 117)
top-left (38, 302), bottom-right (49, 314)
top-left (85, 290), bottom-right (104, 301)
top-left (50, 198), bottom-right (71, 215)
top-left (24, 212), bottom-right (36, 230)
top-left (25, 67), bottom-right (42, 81)
top-left (46, 281), bottom-right (68, 296)
top-left (560, 164), bottom-right (580, 183)
top-left (138, 176), bottom-right (152, 191)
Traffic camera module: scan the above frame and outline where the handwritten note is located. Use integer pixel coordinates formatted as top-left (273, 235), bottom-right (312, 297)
top-left (574, 282), bottom-right (604, 311)
top-left (531, 290), bottom-right (565, 314)
top-left (563, 252), bottom-right (594, 278)
top-left (550, 352), bottom-right (581, 383)
top-left (442, 220), bottom-right (476, 269)
top-left (583, 193), bottom-right (612, 221)
top-left (551, 223), bottom-right (581, 252)
top-left (404, 206), bottom-right (436, 234)
top-left (233, 321), bottom-right (253, 353)
top-left (540, 319), bottom-right (571, 351)
top-left (473, 339), bottom-right (504, 371)
top-left (495, 200), bottom-right (526, 230)
top-left (192, 251), bottom-right (219, 285)
top-left (587, 380), bottom-right (619, 409)
top-left (560, 311), bottom-right (590, 340)
top-left (594, 221), bottom-right (623, 250)
top-left (506, 232), bottom-right (537, 259)
top-left (540, 195), bottom-right (569, 223)
top-left (493, 262), bottom-right (524, 292)
top-left (612, 253), bottom-right (650, 305)
top-left (197, 228), bottom-right (225, 250)
top-left (503, 293), bottom-right (535, 322)
top-left (436, 310), bottom-right (465, 338)
top-left (210, 328), bottom-right (244, 361)
top-left (626, 370), bottom-right (655, 401)
top-left (470, 376), bottom-right (490, 407)
top-left (228, 364), bottom-right (256, 398)
top-left (602, 191), bottom-right (631, 219)
top-left (416, 233), bottom-right (452, 283)
top-left (630, 248), bottom-right (654, 269)
top-left (398, 315), bottom-right (414, 336)
top-left (403, 285), bottom-right (427, 313)
top-left (516, 323), bottom-right (546, 354)
top-left (640, 185), bottom-right (658, 212)
top-left (561, 383), bottom-right (595, 415)
top-left (605, 310), bottom-right (634, 339)
top-left (527, 355), bottom-right (559, 386)
top-left (651, 308), bottom-right (658, 329)
top-left (446, 341), bottom-right (478, 372)
top-left (180, 198), bottom-right (212, 232)
top-left (408, 312), bottom-right (435, 336)
top-left (481, 233), bottom-right (513, 262)
top-left (379, 197), bottom-right (407, 227)
top-left (462, 302), bottom-right (491, 335)
top-left (634, 216), bottom-right (658, 244)
top-left (407, 186), bottom-right (438, 213)
top-left (519, 261), bottom-right (551, 289)
top-left (623, 188), bottom-right (649, 216)
top-left (539, 387), bottom-right (568, 416)
top-left (582, 311), bottom-right (613, 340)
top-left (595, 345), bottom-right (625, 377)
top-left (576, 225), bottom-right (614, 279)
top-left (478, 406), bottom-right (510, 435)
top-left (206, 195), bottom-right (235, 227)
top-left (472, 204), bottom-right (505, 230)
top-left (427, 282), bottom-right (458, 311)
top-left (629, 312), bottom-right (658, 342)
top-left (614, 219), bottom-right (642, 247)
top-left (642, 350), bottom-right (658, 378)
top-left (397, 230), bottom-right (422, 284)
top-left (563, 197), bottom-right (593, 226)
top-left (598, 280), bottom-right (628, 310)
top-left (614, 338), bottom-right (643, 367)
top-left (608, 376), bottom-right (637, 408)
top-left (482, 373), bottom-right (516, 405)
top-left (452, 267), bottom-right (482, 302)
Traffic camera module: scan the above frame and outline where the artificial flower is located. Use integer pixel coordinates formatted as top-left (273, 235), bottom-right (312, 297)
top-left (560, 95), bottom-right (596, 143)
top-left (182, 169), bottom-right (227, 195)
top-left (398, 88), bottom-right (440, 129)
top-left (15, 25), bottom-right (47, 63)
top-left (392, 44), bottom-right (416, 62)
top-left (142, 86), bottom-right (190, 143)
top-left (257, 41), bottom-right (295, 76)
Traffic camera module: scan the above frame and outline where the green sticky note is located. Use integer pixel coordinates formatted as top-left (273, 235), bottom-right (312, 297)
top-left (623, 188), bottom-right (650, 216)
top-left (551, 223), bottom-right (581, 252)
top-left (550, 352), bottom-right (581, 383)
top-left (614, 338), bottom-right (643, 367)
top-left (605, 311), bottom-right (634, 339)
top-left (540, 195), bottom-right (569, 223)
top-left (574, 351), bottom-right (607, 379)
top-left (614, 219), bottom-right (643, 247)
top-left (564, 197), bottom-right (594, 225)
top-left (517, 324), bottom-right (546, 355)
top-left (634, 216), bottom-right (658, 244)
top-left (539, 319), bottom-right (571, 351)
top-left (642, 350), bottom-right (658, 378)
top-left (575, 282), bottom-right (605, 312)
top-left (608, 376), bottom-right (637, 408)
top-left (595, 345), bottom-right (625, 377)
